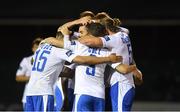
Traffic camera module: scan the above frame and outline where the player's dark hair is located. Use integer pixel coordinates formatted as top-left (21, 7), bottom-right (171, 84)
top-left (80, 11), bottom-right (95, 18)
top-left (32, 37), bottom-right (43, 46)
top-left (86, 23), bottom-right (107, 37)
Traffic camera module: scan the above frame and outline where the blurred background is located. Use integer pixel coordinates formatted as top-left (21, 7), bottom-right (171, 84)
top-left (0, 0), bottom-right (180, 110)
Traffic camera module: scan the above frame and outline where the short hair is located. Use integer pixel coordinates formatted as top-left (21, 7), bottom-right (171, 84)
top-left (32, 37), bottom-right (43, 46)
top-left (80, 11), bottom-right (95, 18)
top-left (94, 12), bottom-right (111, 20)
top-left (86, 23), bottom-right (107, 37)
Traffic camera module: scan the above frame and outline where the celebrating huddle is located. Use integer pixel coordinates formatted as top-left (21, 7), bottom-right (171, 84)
top-left (24, 11), bottom-right (143, 111)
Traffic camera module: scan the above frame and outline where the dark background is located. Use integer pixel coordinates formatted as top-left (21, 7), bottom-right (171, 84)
top-left (0, 0), bottom-right (180, 110)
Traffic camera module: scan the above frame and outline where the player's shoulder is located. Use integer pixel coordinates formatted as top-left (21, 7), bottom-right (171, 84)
top-left (26, 55), bottom-right (34, 59)
top-left (22, 54), bottom-right (33, 61)
top-left (114, 31), bottom-right (126, 37)
top-left (106, 31), bottom-right (122, 40)
top-left (119, 32), bottom-right (130, 44)
top-left (19, 55), bottom-right (33, 65)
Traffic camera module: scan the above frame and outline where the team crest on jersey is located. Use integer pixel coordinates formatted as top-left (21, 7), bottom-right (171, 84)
top-left (66, 50), bottom-right (74, 57)
top-left (103, 35), bottom-right (110, 41)
top-left (71, 40), bottom-right (76, 45)
top-left (121, 35), bottom-right (130, 43)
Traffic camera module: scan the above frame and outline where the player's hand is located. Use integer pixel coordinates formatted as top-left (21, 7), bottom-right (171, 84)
top-left (60, 26), bottom-right (72, 35)
top-left (133, 68), bottom-right (143, 85)
top-left (79, 16), bottom-right (91, 25)
top-left (108, 53), bottom-right (123, 63)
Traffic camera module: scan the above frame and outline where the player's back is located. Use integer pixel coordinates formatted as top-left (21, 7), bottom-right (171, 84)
top-left (27, 43), bottom-right (68, 96)
top-left (101, 31), bottom-right (135, 86)
top-left (70, 41), bottom-right (110, 98)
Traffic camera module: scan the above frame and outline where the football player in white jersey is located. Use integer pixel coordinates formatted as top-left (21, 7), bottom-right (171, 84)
top-left (53, 12), bottom-right (95, 111)
top-left (43, 22), bottom-right (138, 111)
top-left (25, 33), bottom-right (121, 111)
top-left (78, 13), bottom-right (143, 111)
top-left (16, 37), bottom-right (43, 110)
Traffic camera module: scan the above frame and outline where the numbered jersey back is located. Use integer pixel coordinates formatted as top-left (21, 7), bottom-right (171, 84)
top-left (27, 43), bottom-right (75, 96)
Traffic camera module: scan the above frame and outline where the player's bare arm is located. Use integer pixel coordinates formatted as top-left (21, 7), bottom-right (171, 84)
top-left (78, 35), bottom-right (103, 48)
top-left (72, 54), bottom-right (122, 65)
top-left (16, 75), bottom-right (30, 82)
top-left (41, 37), bottom-right (64, 48)
top-left (57, 16), bottom-right (91, 32)
top-left (115, 64), bottom-right (137, 74)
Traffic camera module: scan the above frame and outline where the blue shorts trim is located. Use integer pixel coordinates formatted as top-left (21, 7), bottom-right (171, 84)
top-left (76, 94), bottom-right (105, 111)
top-left (25, 95), bottom-right (54, 111)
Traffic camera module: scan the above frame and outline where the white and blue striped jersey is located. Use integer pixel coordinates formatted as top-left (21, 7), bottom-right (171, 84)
top-left (16, 55), bottom-right (33, 103)
top-left (100, 31), bottom-right (135, 87)
top-left (26, 43), bottom-right (77, 96)
top-left (64, 40), bottom-right (120, 99)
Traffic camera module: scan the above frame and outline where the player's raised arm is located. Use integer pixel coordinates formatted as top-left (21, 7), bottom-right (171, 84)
top-left (41, 26), bottom-right (72, 48)
top-left (41, 37), bottom-right (64, 48)
top-left (57, 16), bottom-right (91, 32)
top-left (72, 54), bottom-right (122, 65)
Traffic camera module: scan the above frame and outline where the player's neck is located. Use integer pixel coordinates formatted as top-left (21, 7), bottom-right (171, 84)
top-left (108, 31), bottom-right (115, 35)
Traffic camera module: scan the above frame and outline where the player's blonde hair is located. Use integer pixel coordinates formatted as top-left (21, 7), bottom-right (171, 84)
top-left (113, 18), bottom-right (121, 26)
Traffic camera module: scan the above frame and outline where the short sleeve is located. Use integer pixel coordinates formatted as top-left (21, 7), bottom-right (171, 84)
top-left (110, 62), bottom-right (122, 69)
top-left (100, 35), bottom-right (112, 48)
top-left (16, 58), bottom-right (28, 76)
top-left (54, 48), bottom-right (78, 63)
